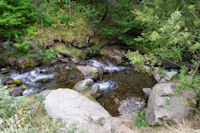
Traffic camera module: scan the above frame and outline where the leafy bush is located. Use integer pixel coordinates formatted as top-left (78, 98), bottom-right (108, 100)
top-left (0, 0), bottom-right (40, 39)
top-left (0, 79), bottom-right (63, 132)
top-left (103, 0), bottom-right (141, 45)
top-left (135, 111), bottom-right (149, 127)
top-left (14, 39), bottom-right (32, 53)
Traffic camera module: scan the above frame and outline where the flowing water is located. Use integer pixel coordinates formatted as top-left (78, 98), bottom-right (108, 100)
top-left (3, 58), bottom-right (156, 116)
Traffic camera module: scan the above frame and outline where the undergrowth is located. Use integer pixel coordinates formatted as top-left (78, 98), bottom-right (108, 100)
top-left (0, 79), bottom-right (63, 133)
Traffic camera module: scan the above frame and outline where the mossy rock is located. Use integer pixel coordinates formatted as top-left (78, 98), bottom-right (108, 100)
top-left (8, 84), bottom-right (17, 88)
top-left (13, 79), bottom-right (22, 85)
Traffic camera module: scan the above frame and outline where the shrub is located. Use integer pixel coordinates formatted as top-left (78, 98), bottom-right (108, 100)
top-left (0, 0), bottom-right (40, 39)
top-left (0, 79), bottom-right (63, 132)
top-left (135, 111), bottom-right (149, 127)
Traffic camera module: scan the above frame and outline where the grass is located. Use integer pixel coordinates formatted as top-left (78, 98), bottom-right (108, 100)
top-left (0, 80), bottom-right (64, 133)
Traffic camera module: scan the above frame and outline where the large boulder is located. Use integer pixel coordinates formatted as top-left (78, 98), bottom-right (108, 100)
top-left (44, 89), bottom-right (111, 130)
top-left (146, 83), bottom-right (197, 125)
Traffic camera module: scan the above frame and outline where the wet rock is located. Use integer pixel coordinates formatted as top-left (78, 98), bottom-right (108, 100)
top-left (65, 66), bottom-right (71, 70)
top-left (13, 79), bottom-right (22, 85)
top-left (8, 87), bottom-right (23, 97)
top-left (90, 83), bottom-right (100, 94)
top-left (76, 65), bottom-right (99, 79)
top-left (74, 78), bottom-right (94, 92)
top-left (89, 83), bottom-right (101, 98)
top-left (22, 89), bottom-right (40, 96)
top-left (44, 89), bottom-right (111, 131)
top-left (20, 85), bottom-right (29, 90)
top-left (37, 78), bottom-right (52, 84)
top-left (146, 83), bottom-right (197, 125)
top-left (142, 88), bottom-right (152, 96)
top-left (2, 77), bottom-right (15, 85)
top-left (118, 97), bottom-right (146, 115)
top-left (97, 80), bottom-right (118, 91)
top-left (71, 56), bottom-right (80, 64)
top-left (0, 67), bottom-right (9, 74)
top-left (3, 77), bottom-right (22, 87)
top-left (114, 97), bottom-right (120, 104)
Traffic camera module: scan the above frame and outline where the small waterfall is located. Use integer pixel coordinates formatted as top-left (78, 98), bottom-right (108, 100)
top-left (10, 67), bottom-right (55, 87)
top-left (87, 59), bottom-right (127, 73)
top-left (97, 80), bottom-right (118, 91)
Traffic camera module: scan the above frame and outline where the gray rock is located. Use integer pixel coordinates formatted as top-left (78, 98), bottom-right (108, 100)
top-left (77, 115), bottom-right (135, 133)
top-left (142, 88), bottom-right (152, 96)
top-left (146, 83), bottom-right (197, 125)
top-left (74, 78), bottom-right (94, 92)
top-left (89, 83), bottom-right (101, 98)
top-left (44, 89), bottom-right (111, 131)
top-left (8, 87), bottom-right (23, 97)
top-left (90, 83), bottom-right (100, 95)
top-left (76, 65), bottom-right (99, 79)
top-left (118, 97), bottom-right (146, 115)
top-left (0, 67), bottom-right (9, 74)
top-left (2, 77), bottom-right (14, 85)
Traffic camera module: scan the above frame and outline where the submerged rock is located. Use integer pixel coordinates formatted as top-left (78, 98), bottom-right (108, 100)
top-left (146, 83), bottom-right (197, 125)
top-left (44, 89), bottom-right (111, 131)
top-left (118, 97), bottom-right (146, 115)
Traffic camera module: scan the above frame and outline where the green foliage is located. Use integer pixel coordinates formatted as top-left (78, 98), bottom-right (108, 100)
top-left (39, 49), bottom-right (57, 60)
top-left (135, 111), bottom-right (149, 127)
top-left (84, 83), bottom-right (92, 91)
top-left (89, 44), bottom-right (102, 55)
top-left (0, 0), bottom-right (40, 39)
top-left (2, 40), bottom-right (13, 49)
top-left (103, 0), bottom-right (141, 45)
top-left (14, 39), bottom-right (32, 53)
top-left (0, 79), bottom-right (63, 132)
top-left (131, 0), bottom-right (200, 62)
top-left (176, 67), bottom-right (200, 105)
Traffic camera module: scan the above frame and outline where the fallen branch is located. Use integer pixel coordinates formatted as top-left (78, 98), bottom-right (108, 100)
top-left (55, 58), bottom-right (69, 62)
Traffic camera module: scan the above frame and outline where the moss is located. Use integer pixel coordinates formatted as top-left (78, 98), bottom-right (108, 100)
top-left (55, 45), bottom-right (81, 56)
top-left (13, 79), bottom-right (22, 85)
top-left (8, 84), bottom-right (17, 88)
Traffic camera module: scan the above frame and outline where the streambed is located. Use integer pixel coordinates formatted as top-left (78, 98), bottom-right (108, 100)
top-left (2, 58), bottom-right (156, 116)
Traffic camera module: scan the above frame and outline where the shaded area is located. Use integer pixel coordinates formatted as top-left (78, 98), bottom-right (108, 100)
top-left (97, 69), bottom-right (156, 116)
